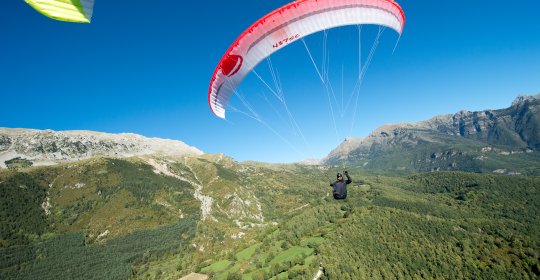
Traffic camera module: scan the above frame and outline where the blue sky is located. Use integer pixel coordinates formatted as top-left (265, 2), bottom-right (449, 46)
top-left (1, 0), bottom-right (539, 163)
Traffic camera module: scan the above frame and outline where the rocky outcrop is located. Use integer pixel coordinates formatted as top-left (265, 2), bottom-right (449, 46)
top-left (324, 94), bottom-right (540, 171)
top-left (0, 128), bottom-right (203, 168)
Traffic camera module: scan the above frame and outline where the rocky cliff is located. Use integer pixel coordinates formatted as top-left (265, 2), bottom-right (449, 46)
top-left (324, 94), bottom-right (540, 174)
top-left (0, 128), bottom-right (203, 168)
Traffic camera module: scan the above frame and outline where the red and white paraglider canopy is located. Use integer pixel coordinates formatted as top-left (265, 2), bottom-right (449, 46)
top-left (208, 0), bottom-right (405, 119)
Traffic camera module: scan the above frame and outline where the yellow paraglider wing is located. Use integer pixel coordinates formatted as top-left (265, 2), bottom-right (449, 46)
top-left (25, 0), bottom-right (94, 23)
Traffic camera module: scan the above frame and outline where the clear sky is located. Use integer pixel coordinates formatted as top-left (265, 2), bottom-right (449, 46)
top-left (1, 0), bottom-right (539, 163)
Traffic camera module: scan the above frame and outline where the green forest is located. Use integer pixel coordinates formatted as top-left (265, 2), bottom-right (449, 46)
top-left (1, 157), bottom-right (539, 279)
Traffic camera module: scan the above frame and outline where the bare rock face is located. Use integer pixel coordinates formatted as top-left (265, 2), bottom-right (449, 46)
top-left (324, 94), bottom-right (540, 169)
top-left (0, 135), bottom-right (11, 152)
top-left (0, 128), bottom-right (203, 168)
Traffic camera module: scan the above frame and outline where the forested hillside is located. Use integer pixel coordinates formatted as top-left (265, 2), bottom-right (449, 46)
top-left (197, 172), bottom-right (540, 279)
top-left (1, 156), bottom-right (539, 279)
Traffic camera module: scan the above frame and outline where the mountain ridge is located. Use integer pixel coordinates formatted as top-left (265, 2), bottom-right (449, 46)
top-left (0, 128), bottom-right (203, 168)
top-left (324, 94), bottom-right (540, 174)
top-left (2, 93), bottom-right (539, 172)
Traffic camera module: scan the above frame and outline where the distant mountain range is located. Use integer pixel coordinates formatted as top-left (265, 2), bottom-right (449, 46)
top-left (2, 94), bottom-right (539, 175)
top-left (324, 94), bottom-right (540, 175)
top-left (0, 128), bottom-right (203, 168)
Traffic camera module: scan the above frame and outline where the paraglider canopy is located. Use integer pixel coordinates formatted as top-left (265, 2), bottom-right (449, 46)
top-left (25, 0), bottom-right (95, 23)
top-left (208, 0), bottom-right (405, 119)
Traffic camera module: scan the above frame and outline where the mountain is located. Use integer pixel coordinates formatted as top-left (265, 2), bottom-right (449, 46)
top-left (0, 128), bottom-right (203, 168)
top-left (324, 94), bottom-right (540, 175)
top-left (0, 148), bottom-right (329, 279)
top-left (0, 127), bottom-right (327, 278)
top-left (1, 96), bottom-right (540, 279)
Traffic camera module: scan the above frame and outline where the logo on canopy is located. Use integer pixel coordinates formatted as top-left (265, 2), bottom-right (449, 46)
top-left (221, 54), bottom-right (243, 77)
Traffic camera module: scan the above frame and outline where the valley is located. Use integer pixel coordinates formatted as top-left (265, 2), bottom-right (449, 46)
top-left (1, 155), bottom-right (539, 279)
